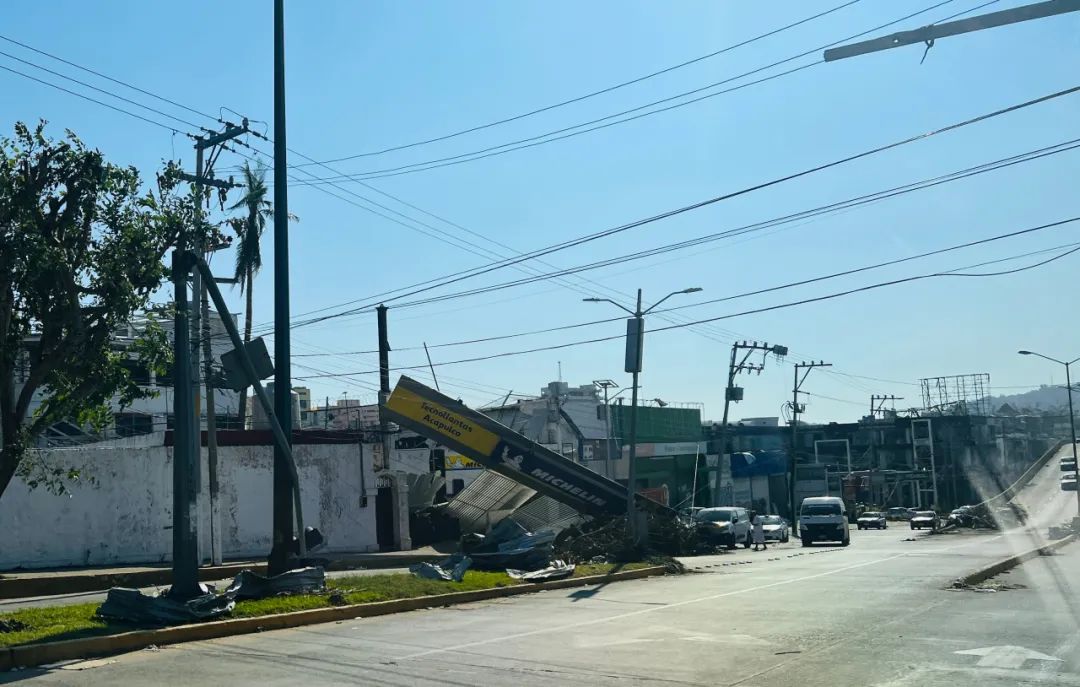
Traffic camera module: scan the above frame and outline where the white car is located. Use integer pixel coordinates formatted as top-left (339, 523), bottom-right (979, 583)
top-left (856, 512), bottom-right (887, 530)
top-left (910, 511), bottom-right (939, 530)
top-left (760, 515), bottom-right (790, 542)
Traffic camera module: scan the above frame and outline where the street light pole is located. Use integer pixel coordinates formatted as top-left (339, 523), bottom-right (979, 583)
top-left (584, 286), bottom-right (702, 544)
top-left (1018, 350), bottom-right (1080, 516)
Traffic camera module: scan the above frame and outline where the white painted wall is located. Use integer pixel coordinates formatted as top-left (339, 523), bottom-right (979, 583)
top-left (0, 434), bottom-right (379, 570)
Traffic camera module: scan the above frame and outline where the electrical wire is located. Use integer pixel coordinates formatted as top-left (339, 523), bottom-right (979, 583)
top-left (274, 87), bottom-right (1080, 333)
top-left (288, 0), bottom-right (972, 178)
top-left (288, 0), bottom-right (865, 164)
top-left (285, 217), bottom-right (1080, 359)
top-left (292, 239), bottom-right (1080, 380)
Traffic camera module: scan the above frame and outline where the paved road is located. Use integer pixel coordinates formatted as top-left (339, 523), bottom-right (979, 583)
top-left (5, 455), bottom-right (1076, 685)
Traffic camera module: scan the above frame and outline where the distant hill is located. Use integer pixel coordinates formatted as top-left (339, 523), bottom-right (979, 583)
top-left (988, 385), bottom-right (1071, 414)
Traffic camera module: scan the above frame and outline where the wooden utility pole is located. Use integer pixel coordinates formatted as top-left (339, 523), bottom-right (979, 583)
top-left (789, 361), bottom-right (831, 521)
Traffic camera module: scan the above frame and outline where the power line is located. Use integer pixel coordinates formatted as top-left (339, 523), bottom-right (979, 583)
top-left (288, 0), bottom-right (864, 164)
top-left (0, 63), bottom-right (187, 135)
top-left (291, 221), bottom-right (1080, 359)
top-left (274, 87), bottom-right (1080, 332)
top-left (0, 49), bottom-right (206, 131)
top-left (0, 33), bottom-right (220, 123)
top-left (287, 0), bottom-right (971, 178)
top-left (292, 237), bottom-right (1080, 380)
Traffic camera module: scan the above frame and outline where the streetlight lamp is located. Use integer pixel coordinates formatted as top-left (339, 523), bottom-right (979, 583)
top-left (1018, 350), bottom-right (1080, 516)
top-left (584, 287), bottom-right (703, 543)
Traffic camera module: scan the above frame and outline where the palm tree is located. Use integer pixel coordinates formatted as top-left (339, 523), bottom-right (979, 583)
top-left (230, 162), bottom-right (271, 429)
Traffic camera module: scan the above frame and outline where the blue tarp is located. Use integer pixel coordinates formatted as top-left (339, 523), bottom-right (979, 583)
top-left (731, 450), bottom-right (789, 478)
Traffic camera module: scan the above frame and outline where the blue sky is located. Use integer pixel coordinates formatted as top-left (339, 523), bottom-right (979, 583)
top-left (2, 1), bottom-right (1079, 422)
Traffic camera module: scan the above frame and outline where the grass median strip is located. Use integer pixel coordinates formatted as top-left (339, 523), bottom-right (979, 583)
top-left (0, 562), bottom-right (651, 648)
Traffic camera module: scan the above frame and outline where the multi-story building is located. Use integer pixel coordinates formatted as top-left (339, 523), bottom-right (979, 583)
top-left (16, 310), bottom-right (240, 444)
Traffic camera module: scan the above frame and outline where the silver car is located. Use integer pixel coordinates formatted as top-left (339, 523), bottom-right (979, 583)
top-left (760, 515), bottom-right (790, 542)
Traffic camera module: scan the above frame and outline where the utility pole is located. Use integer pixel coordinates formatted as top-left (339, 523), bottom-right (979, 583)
top-left (377, 304), bottom-right (392, 472)
top-left (789, 360), bottom-right (831, 521)
top-left (824, 0), bottom-right (1080, 62)
top-left (870, 394), bottom-right (904, 418)
top-left (583, 286), bottom-right (702, 544)
top-left (181, 123), bottom-right (246, 567)
top-left (169, 249), bottom-right (200, 599)
top-left (593, 380), bottom-right (618, 479)
top-left (269, 0), bottom-right (295, 575)
top-left (714, 341), bottom-right (788, 506)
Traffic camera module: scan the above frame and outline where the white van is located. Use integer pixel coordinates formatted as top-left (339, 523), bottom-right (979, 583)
top-left (798, 496), bottom-right (850, 547)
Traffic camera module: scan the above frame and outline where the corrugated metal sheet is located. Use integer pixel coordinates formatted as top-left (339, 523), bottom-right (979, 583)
top-left (446, 470), bottom-right (535, 532)
top-left (511, 495), bottom-right (584, 533)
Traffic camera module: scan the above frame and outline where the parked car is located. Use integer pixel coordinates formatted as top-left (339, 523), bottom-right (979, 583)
top-left (799, 496), bottom-right (850, 546)
top-left (856, 511), bottom-right (887, 530)
top-left (1062, 473), bottom-right (1078, 492)
top-left (1061, 458), bottom-right (1077, 472)
top-left (693, 507), bottom-right (751, 549)
top-left (910, 510), bottom-right (939, 530)
top-left (760, 515), bottom-right (790, 542)
top-left (885, 507), bottom-right (913, 521)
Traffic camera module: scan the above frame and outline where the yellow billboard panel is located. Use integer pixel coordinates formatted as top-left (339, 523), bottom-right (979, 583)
top-left (386, 385), bottom-right (500, 456)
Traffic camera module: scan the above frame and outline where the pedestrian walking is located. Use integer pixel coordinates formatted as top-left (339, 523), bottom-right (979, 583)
top-left (752, 513), bottom-right (767, 551)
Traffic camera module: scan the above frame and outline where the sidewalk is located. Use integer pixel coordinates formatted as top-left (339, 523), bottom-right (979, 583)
top-left (0, 546), bottom-right (448, 600)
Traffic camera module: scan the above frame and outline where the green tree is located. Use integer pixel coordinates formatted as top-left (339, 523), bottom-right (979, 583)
top-left (0, 122), bottom-right (195, 500)
top-left (229, 161), bottom-right (272, 429)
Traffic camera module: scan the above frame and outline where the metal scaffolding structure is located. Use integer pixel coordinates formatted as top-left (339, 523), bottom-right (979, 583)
top-left (919, 373), bottom-right (992, 416)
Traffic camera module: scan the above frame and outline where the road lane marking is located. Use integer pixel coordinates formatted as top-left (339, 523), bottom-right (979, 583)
top-left (394, 532), bottom-right (1017, 662)
top-left (394, 552), bottom-right (909, 661)
top-left (955, 645), bottom-right (1062, 669)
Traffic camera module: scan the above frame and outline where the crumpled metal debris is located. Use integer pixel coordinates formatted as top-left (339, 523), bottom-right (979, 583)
top-left (226, 567), bottom-right (326, 600)
top-left (409, 555), bottom-right (471, 582)
top-left (464, 519), bottom-right (557, 571)
top-left (96, 567), bottom-right (327, 625)
top-left (96, 587), bottom-right (236, 625)
top-left (506, 560), bottom-right (575, 582)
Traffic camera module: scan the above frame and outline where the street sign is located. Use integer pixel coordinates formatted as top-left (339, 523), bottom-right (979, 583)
top-left (384, 376), bottom-right (669, 517)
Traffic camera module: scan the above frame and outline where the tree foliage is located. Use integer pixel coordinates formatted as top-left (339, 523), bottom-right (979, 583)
top-left (0, 121), bottom-right (196, 499)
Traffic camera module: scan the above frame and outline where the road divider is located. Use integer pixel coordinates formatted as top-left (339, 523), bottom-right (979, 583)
top-left (954, 534), bottom-right (1076, 587)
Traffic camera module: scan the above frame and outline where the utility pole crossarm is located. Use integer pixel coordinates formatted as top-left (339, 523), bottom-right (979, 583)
top-left (824, 0), bottom-right (1080, 62)
top-left (178, 173), bottom-right (239, 190)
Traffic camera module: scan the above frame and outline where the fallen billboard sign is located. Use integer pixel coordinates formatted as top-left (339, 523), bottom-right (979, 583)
top-left (384, 376), bottom-right (666, 517)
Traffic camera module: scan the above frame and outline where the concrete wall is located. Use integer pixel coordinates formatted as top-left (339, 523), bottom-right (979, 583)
top-left (0, 434), bottom-right (378, 570)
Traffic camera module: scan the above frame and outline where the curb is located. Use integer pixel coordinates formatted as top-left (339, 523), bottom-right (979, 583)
top-left (956, 534), bottom-right (1076, 587)
top-left (0, 565), bottom-right (666, 671)
top-left (0, 554), bottom-right (442, 601)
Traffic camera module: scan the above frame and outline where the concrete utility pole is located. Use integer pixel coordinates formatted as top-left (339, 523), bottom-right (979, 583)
top-left (169, 249), bottom-right (200, 599)
top-left (1018, 350), bottom-right (1080, 517)
top-left (584, 287), bottom-right (702, 544)
top-left (714, 341), bottom-right (788, 506)
top-left (181, 123), bottom-right (246, 567)
top-left (377, 304), bottom-right (392, 473)
top-left (593, 380), bottom-right (618, 479)
top-left (870, 394), bottom-right (904, 418)
top-left (824, 0), bottom-right (1080, 62)
top-left (269, 0), bottom-right (295, 575)
top-left (789, 360), bottom-right (831, 521)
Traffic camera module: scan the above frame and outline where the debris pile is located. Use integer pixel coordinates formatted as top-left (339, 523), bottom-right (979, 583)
top-left (409, 555), bottom-right (472, 582)
top-left (96, 566), bottom-right (327, 626)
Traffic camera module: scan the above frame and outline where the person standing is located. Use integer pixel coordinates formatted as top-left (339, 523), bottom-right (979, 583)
top-left (752, 512), bottom-right (767, 551)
